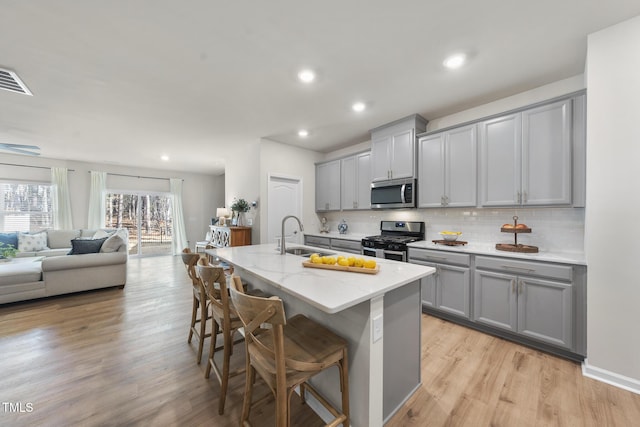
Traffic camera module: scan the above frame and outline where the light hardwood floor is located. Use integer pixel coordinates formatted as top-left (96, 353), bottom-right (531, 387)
top-left (1, 255), bottom-right (639, 426)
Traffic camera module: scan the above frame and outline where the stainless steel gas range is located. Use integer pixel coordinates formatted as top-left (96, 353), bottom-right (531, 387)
top-left (361, 221), bottom-right (425, 262)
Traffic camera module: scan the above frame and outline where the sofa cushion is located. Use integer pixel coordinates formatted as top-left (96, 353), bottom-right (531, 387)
top-left (47, 229), bottom-right (81, 249)
top-left (93, 229), bottom-right (113, 239)
top-left (68, 238), bottom-right (107, 255)
top-left (100, 233), bottom-right (125, 253)
top-left (0, 260), bottom-right (43, 286)
top-left (0, 232), bottom-right (18, 249)
top-left (18, 232), bottom-right (49, 252)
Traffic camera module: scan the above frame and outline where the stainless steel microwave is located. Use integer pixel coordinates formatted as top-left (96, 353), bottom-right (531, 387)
top-left (370, 178), bottom-right (416, 209)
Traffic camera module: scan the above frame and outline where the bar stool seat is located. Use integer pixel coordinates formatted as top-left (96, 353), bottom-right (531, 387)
top-left (229, 277), bottom-right (350, 427)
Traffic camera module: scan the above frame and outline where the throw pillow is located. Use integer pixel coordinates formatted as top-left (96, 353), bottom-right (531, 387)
top-left (18, 232), bottom-right (49, 252)
top-left (0, 232), bottom-right (18, 249)
top-left (93, 229), bottom-right (113, 239)
top-left (68, 238), bottom-right (107, 255)
top-left (100, 234), bottom-right (125, 253)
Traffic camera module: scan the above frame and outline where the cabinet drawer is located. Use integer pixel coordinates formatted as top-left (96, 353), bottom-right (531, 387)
top-left (304, 235), bottom-right (331, 248)
top-left (408, 248), bottom-right (470, 266)
top-left (330, 238), bottom-right (362, 253)
top-left (475, 256), bottom-right (573, 281)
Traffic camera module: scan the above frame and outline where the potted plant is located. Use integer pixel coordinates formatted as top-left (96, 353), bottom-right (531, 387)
top-left (230, 198), bottom-right (250, 226)
top-left (0, 242), bottom-right (19, 261)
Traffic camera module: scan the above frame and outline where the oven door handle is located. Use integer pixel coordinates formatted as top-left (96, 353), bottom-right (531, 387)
top-left (383, 249), bottom-right (405, 256)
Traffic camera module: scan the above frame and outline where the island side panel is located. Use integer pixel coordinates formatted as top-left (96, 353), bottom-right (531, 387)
top-left (383, 279), bottom-right (422, 422)
top-left (235, 266), bottom-right (376, 427)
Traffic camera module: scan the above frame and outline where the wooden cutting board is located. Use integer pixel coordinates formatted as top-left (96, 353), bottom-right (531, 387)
top-left (301, 261), bottom-right (380, 274)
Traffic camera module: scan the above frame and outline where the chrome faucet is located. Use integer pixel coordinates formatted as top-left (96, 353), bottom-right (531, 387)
top-left (280, 215), bottom-right (304, 254)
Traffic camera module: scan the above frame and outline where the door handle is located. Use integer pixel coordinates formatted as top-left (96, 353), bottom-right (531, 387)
top-left (511, 279), bottom-right (516, 293)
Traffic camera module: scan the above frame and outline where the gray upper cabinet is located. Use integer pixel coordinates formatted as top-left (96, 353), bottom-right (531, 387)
top-left (479, 98), bottom-right (573, 206)
top-left (341, 152), bottom-right (371, 210)
top-left (315, 159), bottom-right (341, 212)
top-left (522, 99), bottom-right (572, 205)
top-left (371, 115), bottom-right (427, 182)
top-left (418, 124), bottom-right (477, 207)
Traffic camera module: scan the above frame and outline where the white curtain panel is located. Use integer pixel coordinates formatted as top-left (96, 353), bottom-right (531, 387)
top-left (87, 171), bottom-right (107, 229)
top-left (170, 178), bottom-right (188, 255)
top-left (51, 167), bottom-right (73, 229)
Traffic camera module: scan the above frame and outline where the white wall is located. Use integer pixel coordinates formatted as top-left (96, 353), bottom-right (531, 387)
top-left (584, 15), bottom-right (640, 389)
top-left (223, 139), bottom-right (261, 243)
top-left (258, 138), bottom-right (324, 243)
top-left (0, 153), bottom-right (224, 251)
top-left (427, 74), bottom-right (585, 132)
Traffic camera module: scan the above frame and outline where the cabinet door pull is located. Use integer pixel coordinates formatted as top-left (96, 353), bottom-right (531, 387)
top-left (511, 279), bottom-right (516, 293)
top-left (501, 265), bottom-right (535, 273)
top-left (517, 191), bottom-right (522, 204)
top-left (518, 279), bottom-right (523, 294)
top-left (426, 255), bottom-right (449, 261)
top-left (523, 191), bottom-right (528, 203)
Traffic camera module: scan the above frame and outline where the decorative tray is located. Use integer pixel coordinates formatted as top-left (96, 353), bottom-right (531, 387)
top-left (301, 261), bottom-right (380, 275)
top-left (432, 240), bottom-right (468, 246)
top-left (495, 243), bottom-right (539, 253)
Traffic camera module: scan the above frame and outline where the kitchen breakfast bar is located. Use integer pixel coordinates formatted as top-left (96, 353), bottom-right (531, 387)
top-left (207, 244), bottom-right (436, 427)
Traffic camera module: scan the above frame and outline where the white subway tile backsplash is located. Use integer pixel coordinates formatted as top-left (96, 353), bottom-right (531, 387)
top-left (317, 207), bottom-right (585, 254)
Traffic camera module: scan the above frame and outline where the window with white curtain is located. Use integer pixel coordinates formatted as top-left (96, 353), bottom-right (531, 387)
top-left (0, 181), bottom-right (53, 232)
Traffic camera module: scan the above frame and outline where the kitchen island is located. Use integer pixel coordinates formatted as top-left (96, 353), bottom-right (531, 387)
top-left (206, 243), bottom-right (435, 427)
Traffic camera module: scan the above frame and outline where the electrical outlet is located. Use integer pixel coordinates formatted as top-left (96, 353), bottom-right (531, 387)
top-left (372, 314), bottom-right (383, 342)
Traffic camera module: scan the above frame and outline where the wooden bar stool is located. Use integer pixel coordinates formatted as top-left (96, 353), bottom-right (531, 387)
top-left (181, 248), bottom-right (211, 364)
top-left (196, 259), bottom-right (246, 415)
top-left (229, 277), bottom-right (350, 427)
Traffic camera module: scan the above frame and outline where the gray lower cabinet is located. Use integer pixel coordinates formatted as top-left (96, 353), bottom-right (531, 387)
top-left (409, 249), bottom-right (470, 319)
top-left (304, 235), bottom-right (362, 254)
top-left (329, 237), bottom-right (362, 254)
top-left (410, 248), bottom-right (585, 359)
top-left (303, 235), bottom-right (331, 250)
top-left (474, 256), bottom-right (574, 350)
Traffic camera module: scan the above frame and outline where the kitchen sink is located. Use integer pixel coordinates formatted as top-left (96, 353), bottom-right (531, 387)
top-left (284, 247), bottom-right (335, 257)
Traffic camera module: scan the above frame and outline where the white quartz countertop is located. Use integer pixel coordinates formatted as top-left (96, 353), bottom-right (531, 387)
top-left (210, 243), bottom-right (435, 314)
top-left (304, 232), bottom-right (368, 241)
top-left (407, 240), bottom-right (586, 265)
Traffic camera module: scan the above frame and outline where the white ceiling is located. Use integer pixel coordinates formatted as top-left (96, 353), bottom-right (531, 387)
top-left (1, 1), bottom-right (639, 175)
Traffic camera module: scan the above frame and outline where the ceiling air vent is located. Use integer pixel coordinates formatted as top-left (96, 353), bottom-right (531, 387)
top-left (0, 68), bottom-right (32, 96)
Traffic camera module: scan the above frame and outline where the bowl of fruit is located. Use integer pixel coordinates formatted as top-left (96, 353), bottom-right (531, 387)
top-left (439, 231), bottom-right (462, 241)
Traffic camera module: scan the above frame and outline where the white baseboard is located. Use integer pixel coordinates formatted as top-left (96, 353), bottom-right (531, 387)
top-left (582, 359), bottom-right (640, 395)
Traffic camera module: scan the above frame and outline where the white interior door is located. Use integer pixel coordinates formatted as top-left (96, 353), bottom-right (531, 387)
top-left (267, 174), bottom-right (303, 246)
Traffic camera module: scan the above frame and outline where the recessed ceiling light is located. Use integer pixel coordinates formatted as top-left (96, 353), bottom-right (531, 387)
top-left (352, 102), bottom-right (366, 112)
top-left (298, 129), bottom-right (309, 137)
top-left (161, 155), bottom-right (169, 161)
top-left (443, 53), bottom-right (466, 70)
top-left (298, 69), bottom-right (316, 83)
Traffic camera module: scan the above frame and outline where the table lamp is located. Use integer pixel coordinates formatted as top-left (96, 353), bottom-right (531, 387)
top-left (217, 207), bottom-right (229, 225)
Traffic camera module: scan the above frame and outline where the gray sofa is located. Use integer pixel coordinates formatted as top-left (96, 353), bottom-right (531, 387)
top-left (0, 228), bottom-right (129, 304)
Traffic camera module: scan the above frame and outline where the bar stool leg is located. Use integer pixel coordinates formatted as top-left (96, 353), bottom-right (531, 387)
top-left (218, 325), bottom-right (234, 414)
top-left (205, 321), bottom-right (219, 379)
top-left (340, 349), bottom-right (350, 427)
top-left (188, 296), bottom-right (198, 343)
top-left (241, 363), bottom-right (255, 425)
top-left (197, 302), bottom-right (208, 363)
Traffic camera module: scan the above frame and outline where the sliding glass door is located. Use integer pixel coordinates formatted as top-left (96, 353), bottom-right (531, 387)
top-left (105, 192), bottom-right (173, 256)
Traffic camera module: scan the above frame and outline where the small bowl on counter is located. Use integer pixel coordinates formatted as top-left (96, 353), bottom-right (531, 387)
top-left (439, 231), bottom-right (462, 241)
